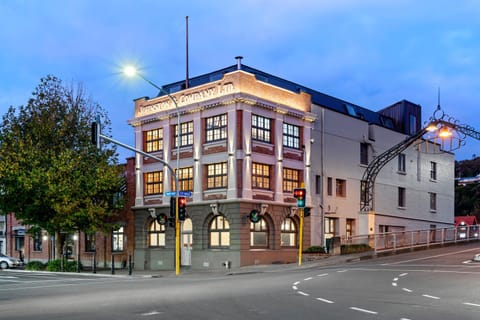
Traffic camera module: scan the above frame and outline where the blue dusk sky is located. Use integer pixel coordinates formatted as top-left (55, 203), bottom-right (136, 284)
top-left (1, 0), bottom-right (479, 161)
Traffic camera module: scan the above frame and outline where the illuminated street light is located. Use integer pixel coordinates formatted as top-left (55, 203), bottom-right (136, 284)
top-left (124, 65), bottom-right (182, 276)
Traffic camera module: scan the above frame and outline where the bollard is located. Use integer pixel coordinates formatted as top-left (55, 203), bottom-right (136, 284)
top-left (93, 253), bottom-right (97, 274)
top-left (111, 255), bottom-right (115, 275)
top-left (128, 255), bottom-right (132, 276)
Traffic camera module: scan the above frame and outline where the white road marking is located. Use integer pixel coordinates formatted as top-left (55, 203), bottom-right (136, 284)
top-left (293, 281), bottom-right (300, 285)
top-left (317, 273), bottom-right (328, 277)
top-left (399, 273), bottom-right (408, 277)
top-left (392, 282), bottom-right (398, 287)
top-left (393, 277), bottom-right (399, 281)
top-left (463, 302), bottom-right (480, 307)
top-left (383, 247), bottom-right (480, 265)
top-left (349, 307), bottom-right (378, 315)
top-left (292, 286), bottom-right (298, 290)
top-left (400, 318), bottom-right (412, 320)
top-left (402, 288), bottom-right (413, 293)
top-left (337, 269), bottom-right (348, 273)
top-left (422, 294), bottom-right (440, 300)
top-left (298, 291), bottom-right (309, 296)
top-left (316, 297), bottom-right (334, 304)
top-left (304, 277), bottom-right (312, 281)
top-left (141, 311), bottom-right (163, 316)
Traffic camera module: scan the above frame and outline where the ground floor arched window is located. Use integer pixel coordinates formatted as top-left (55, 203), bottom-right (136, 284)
top-left (209, 215), bottom-right (230, 248)
top-left (281, 218), bottom-right (297, 247)
top-left (148, 220), bottom-right (165, 247)
top-left (250, 218), bottom-right (268, 248)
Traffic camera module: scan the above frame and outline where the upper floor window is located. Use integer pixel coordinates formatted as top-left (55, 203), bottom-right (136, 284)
top-left (283, 123), bottom-right (300, 149)
top-left (398, 187), bottom-right (406, 208)
top-left (430, 162), bottom-right (437, 181)
top-left (327, 177), bottom-right (333, 196)
top-left (112, 227), bottom-right (125, 252)
top-left (360, 143), bottom-right (369, 165)
top-left (174, 121), bottom-right (194, 147)
top-left (398, 153), bottom-right (406, 173)
top-left (148, 220), bottom-right (165, 247)
top-left (209, 215), bottom-right (230, 248)
top-left (206, 114), bottom-right (227, 142)
top-left (429, 192), bottom-right (437, 211)
top-left (283, 168), bottom-right (300, 192)
top-left (250, 218), bottom-right (268, 247)
top-left (336, 179), bottom-right (346, 197)
top-left (281, 218), bottom-right (297, 247)
top-left (144, 128), bottom-right (163, 153)
top-left (252, 163), bottom-right (271, 190)
top-left (144, 171), bottom-right (163, 195)
top-left (207, 162), bottom-right (227, 189)
top-left (176, 167), bottom-right (194, 191)
top-left (252, 114), bottom-right (272, 143)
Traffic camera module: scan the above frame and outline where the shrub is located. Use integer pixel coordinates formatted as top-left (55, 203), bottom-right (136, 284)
top-left (304, 246), bottom-right (326, 254)
top-left (25, 260), bottom-right (46, 271)
top-left (341, 244), bottom-right (372, 254)
top-left (46, 259), bottom-right (83, 272)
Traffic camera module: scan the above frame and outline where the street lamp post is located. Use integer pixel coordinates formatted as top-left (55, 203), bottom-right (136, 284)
top-left (124, 66), bottom-right (182, 276)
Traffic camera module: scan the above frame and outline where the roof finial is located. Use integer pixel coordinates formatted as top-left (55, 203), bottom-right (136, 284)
top-left (235, 56), bottom-right (243, 70)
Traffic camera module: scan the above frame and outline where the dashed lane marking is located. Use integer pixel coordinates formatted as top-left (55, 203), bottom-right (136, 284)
top-left (316, 297), bottom-right (334, 304)
top-left (463, 302), bottom-right (480, 307)
top-left (422, 294), bottom-right (440, 300)
top-left (298, 291), bottom-right (309, 296)
top-left (402, 288), bottom-right (413, 293)
top-left (349, 307), bottom-right (378, 315)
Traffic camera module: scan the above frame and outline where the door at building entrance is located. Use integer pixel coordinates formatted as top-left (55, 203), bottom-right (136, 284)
top-left (181, 218), bottom-right (192, 266)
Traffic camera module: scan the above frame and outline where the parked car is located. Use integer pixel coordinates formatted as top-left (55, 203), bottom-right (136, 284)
top-left (0, 253), bottom-right (23, 269)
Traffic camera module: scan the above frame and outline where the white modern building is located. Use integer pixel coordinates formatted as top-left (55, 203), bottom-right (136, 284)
top-left (128, 58), bottom-right (454, 270)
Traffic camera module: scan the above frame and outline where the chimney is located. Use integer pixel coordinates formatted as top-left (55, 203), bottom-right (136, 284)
top-left (235, 56), bottom-right (243, 70)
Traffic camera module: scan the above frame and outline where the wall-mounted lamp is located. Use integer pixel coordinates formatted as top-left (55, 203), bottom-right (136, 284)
top-left (210, 203), bottom-right (219, 215)
top-left (148, 208), bottom-right (156, 218)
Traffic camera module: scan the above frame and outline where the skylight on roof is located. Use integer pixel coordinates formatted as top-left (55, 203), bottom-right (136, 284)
top-left (345, 104), bottom-right (358, 117)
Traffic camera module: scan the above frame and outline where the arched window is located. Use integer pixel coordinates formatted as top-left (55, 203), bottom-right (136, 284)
top-left (148, 220), bottom-right (165, 247)
top-left (250, 218), bottom-right (268, 247)
top-left (209, 215), bottom-right (230, 248)
top-left (281, 218), bottom-right (297, 247)
top-left (182, 218), bottom-right (193, 248)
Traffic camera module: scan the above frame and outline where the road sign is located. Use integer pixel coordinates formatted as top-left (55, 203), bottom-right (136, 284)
top-left (178, 191), bottom-right (192, 197)
top-left (165, 191), bottom-right (177, 197)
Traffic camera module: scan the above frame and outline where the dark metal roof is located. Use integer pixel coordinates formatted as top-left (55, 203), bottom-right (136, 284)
top-left (159, 64), bottom-right (398, 131)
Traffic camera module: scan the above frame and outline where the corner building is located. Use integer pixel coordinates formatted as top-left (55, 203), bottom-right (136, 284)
top-left (129, 61), bottom-right (454, 270)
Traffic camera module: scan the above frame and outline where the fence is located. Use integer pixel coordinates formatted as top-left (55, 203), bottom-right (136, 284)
top-left (342, 224), bottom-right (480, 254)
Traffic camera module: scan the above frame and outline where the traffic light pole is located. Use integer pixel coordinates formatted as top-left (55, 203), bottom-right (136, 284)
top-left (298, 208), bottom-right (304, 266)
top-left (94, 128), bottom-right (181, 275)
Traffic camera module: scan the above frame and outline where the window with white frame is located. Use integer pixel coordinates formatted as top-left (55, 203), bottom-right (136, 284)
top-left (281, 218), bottom-right (296, 247)
top-left (250, 218), bottom-right (268, 247)
top-left (252, 163), bottom-right (271, 190)
top-left (112, 227), bottom-right (124, 252)
top-left (398, 153), bottom-right (406, 173)
top-left (148, 221), bottom-right (165, 247)
top-left (209, 215), bottom-right (230, 248)
top-left (206, 114), bottom-right (227, 142)
top-left (429, 192), bottom-right (437, 211)
top-left (430, 161), bottom-right (437, 181)
top-left (283, 123), bottom-right (300, 149)
top-left (398, 187), bottom-right (406, 208)
top-left (174, 121), bottom-right (194, 147)
top-left (252, 114), bottom-right (272, 143)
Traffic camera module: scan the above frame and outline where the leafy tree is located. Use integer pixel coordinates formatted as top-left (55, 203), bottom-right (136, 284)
top-left (455, 157), bottom-right (480, 217)
top-left (0, 75), bottom-right (124, 255)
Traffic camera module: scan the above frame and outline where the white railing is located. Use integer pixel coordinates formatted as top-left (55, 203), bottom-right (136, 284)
top-left (342, 225), bottom-right (480, 254)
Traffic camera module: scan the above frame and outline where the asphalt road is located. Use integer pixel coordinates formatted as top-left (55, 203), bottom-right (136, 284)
top-left (1, 243), bottom-right (480, 320)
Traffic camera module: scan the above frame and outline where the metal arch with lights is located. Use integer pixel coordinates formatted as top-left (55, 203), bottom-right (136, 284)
top-left (360, 105), bottom-right (480, 213)
top-left (124, 66), bottom-right (183, 276)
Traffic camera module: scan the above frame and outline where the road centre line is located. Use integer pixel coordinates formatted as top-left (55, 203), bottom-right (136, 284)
top-left (298, 291), bottom-right (309, 296)
top-left (463, 302), bottom-right (480, 307)
top-left (399, 273), bottom-right (408, 277)
top-left (402, 288), bottom-right (413, 293)
top-left (349, 307), bottom-right (378, 315)
top-left (304, 277), bottom-right (312, 281)
top-left (316, 297), bottom-right (334, 304)
top-left (422, 294), bottom-right (440, 300)
top-left (317, 273), bottom-right (328, 277)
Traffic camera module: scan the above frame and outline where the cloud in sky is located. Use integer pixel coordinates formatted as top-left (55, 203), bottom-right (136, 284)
top-left (1, 0), bottom-right (480, 160)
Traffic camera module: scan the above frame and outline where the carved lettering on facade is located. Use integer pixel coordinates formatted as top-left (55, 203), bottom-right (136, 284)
top-left (137, 82), bottom-right (235, 116)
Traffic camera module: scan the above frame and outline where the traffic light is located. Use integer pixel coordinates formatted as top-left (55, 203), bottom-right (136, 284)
top-left (293, 188), bottom-right (306, 208)
top-left (178, 196), bottom-right (187, 221)
top-left (303, 207), bottom-right (311, 217)
top-left (91, 121), bottom-right (100, 149)
top-left (170, 197), bottom-right (176, 218)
